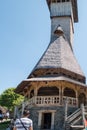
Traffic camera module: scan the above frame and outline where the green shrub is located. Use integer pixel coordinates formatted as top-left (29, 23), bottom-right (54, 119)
top-left (0, 120), bottom-right (10, 130)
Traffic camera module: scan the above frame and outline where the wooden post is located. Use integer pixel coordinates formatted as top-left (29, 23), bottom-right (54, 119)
top-left (64, 98), bottom-right (68, 129)
top-left (38, 112), bottom-right (42, 129)
top-left (81, 104), bottom-right (85, 128)
top-left (65, 97), bottom-right (68, 121)
top-left (14, 106), bottom-right (17, 119)
top-left (14, 106), bottom-right (20, 118)
top-left (21, 102), bottom-right (25, 117)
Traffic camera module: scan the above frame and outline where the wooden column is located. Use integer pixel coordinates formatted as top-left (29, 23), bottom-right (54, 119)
top-left (21, 102), bottom-right (25, 117)
top-left (34, 87), bottom-right (37, 96)
top-left (75, 90), bottom-right (78, 107)
top-left (61, 85), bottom-right (64, 105)
top-left (38, 112), bottom-right (42, 129)
top-left (59, 86), bottom-right (62, 105)
top-left (51, 112), bottom-right (55, 130)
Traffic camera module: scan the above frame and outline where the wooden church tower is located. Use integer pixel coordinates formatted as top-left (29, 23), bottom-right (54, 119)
top-left (15, 0), bottom-right (87, 130)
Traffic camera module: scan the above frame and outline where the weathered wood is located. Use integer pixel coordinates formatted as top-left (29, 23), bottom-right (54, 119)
top-left (66, 108), bottom-right (81, 123)
top-left (71, 125), bottom-right (84, 128)
top-left (24, 96), bottom-right (78, 108)
top-left (64, 98), bottom-right (68, 121)
top-left (81, 104), bottom-right (85, 127)
top-left (71, 116), bottom-right (82, 125)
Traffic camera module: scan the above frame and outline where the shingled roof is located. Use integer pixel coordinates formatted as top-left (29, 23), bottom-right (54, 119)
top-left (30, 35), bottom-right (85, 79)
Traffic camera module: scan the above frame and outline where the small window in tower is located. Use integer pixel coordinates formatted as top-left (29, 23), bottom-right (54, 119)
top-left (52, 0), bottom-right (57, 2)
top-left (62, 0), bottom-right (65, 2)
top-left (57, 0), bottom-right (60, 2)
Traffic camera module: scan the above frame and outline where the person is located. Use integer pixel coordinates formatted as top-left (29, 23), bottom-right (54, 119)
top-left (13, 110), bottom-right (33, 130)
top-left (0, 110), bottom-right (3, 122)
top-left (5, 110), bottom-right (10, 120)
top-left (84, 115), bottom-right (87, 130)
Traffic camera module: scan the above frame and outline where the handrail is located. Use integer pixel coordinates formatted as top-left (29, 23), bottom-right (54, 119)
top-left (66, 105), bottom-right (87, 127)
top-left (71, 116), bottom-right (82, 125)
top-left (71, 125), bottom-right (84, 128)
top-left (67, 111), bottom-right (81, 123)
top-left (66, 108), bottom-right (81, 123)
top-left (67, 108), bottom-right (81, 119)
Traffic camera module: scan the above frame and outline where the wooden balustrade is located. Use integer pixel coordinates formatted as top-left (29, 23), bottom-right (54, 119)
top-left (25, 96), bottom-right (60, 107)
top-left (63, 96), bottom-right (78, 107)
top-left (25, 96), bottom-right (78, 107)
top-left (36, 96), bottom-right (60, 105)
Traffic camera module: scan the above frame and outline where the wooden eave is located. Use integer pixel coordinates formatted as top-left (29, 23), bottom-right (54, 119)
top-left (15, 76), bottom-right (87, 94)
top-left (14, 81), bottom-right (31, 94)
top-left (29, 68), bottom-right (85, 83)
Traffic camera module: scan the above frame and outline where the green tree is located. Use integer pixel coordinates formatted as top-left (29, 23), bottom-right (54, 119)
top-left (0, 88), bottom-right (24, 111)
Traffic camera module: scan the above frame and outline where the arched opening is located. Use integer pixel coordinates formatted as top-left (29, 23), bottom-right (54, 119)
top-left (63, 87), bottom-right (76, 106)
top-left (38, 86), bottom-right (59, 96)
top-left (63, 87), bottom-right (76, 97)
top-left (78, 93), bottom-right (86, 107)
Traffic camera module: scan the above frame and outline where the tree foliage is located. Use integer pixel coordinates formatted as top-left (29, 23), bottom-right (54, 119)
top-left (0, 88), bottom-right (24, 111)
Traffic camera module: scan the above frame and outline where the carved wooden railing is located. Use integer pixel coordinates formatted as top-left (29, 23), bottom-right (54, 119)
top-left (63, 96), bottom-right (78, 107)
top-left (25, 96), bottom-right (60, 107)
top-left (24, 96), bottom-right (78, 107)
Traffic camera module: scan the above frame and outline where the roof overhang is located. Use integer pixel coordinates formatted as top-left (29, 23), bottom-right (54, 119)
top-left (15, 76), bottom-right (87, 94)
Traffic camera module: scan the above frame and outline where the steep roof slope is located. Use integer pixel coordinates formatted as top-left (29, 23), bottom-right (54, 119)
top-left (31, 35), bottom-right (85, 77)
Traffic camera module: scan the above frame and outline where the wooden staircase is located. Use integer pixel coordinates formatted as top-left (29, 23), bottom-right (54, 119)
top-left (65, 104), bottom-right (87, 130)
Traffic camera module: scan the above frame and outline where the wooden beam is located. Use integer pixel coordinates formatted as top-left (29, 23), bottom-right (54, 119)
top-left (71, 125), bottom-right (84, 128)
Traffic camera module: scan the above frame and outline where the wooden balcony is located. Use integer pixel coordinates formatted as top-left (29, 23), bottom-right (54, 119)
top-left (25, 96), bottom-right (78, 108)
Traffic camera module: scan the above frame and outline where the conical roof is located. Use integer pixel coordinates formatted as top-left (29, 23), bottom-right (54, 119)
top-left (30, 35), bottom-right (85, 79)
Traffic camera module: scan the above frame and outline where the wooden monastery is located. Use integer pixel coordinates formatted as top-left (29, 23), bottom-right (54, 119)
top-left (14, 1), bottom-right (87, 130)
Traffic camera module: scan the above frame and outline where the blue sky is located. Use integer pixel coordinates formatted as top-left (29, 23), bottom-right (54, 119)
top-left (0, 0), bottom-right (87, 94)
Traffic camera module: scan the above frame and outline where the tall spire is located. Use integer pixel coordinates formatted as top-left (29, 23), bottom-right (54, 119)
top-left (28, 0), bottom-right (85, 83)
top-left (46, 0), bottom-right (78, 48)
